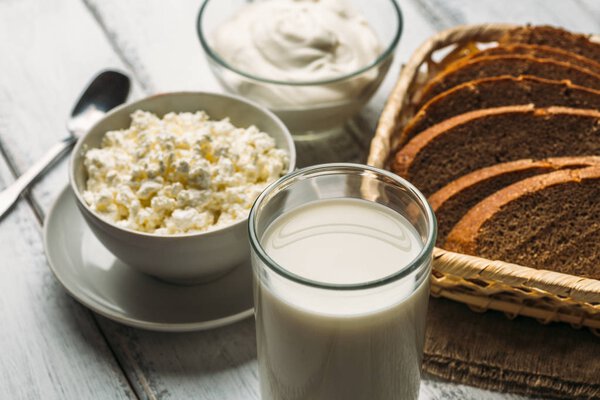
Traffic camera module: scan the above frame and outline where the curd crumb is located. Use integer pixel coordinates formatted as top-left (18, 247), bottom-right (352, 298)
top-left (83, 110), bottom-right (289, 234)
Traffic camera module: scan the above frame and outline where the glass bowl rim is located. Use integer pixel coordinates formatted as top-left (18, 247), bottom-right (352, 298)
top-left (196, 0), bottom-right (403, 86)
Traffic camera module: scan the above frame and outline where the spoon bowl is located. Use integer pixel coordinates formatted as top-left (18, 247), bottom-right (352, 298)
top-left (68, 71), bottom-right (131, 137)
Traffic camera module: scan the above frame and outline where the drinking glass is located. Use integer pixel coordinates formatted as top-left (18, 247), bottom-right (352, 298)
top-left (248, 163), bottom-right (436, 400)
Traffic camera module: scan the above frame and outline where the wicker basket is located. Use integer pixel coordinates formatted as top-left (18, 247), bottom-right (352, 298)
top-left (368, 23), bottom-right (600, 334)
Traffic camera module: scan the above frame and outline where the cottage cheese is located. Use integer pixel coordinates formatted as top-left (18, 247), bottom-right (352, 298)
top-left (213, 0), bottom-right (381, 85)
top-left (83, 110), bottom-right (289, 235)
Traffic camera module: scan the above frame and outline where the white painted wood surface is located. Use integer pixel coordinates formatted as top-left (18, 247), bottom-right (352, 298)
top-left (0, 110), bottom-right (134, 399)
top-left (0, 0), bottom-right (597, 398)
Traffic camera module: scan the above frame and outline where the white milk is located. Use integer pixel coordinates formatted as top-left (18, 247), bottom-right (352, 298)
top-left (255, 198), bottom-right (430, 400)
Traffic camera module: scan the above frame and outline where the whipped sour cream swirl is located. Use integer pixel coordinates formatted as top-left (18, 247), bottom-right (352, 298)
top-left (212, 0), bottom-right (382, 83)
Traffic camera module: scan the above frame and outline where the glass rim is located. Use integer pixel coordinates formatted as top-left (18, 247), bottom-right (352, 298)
top-left (248, 163), bottom-right (437, 291)
top-left (196, 0), bottom-right (403, 86)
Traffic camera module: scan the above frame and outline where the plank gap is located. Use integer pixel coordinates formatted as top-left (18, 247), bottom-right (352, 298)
top-left (407, 0), bottom-right (465, 30)
top-left (26, 193), bottom-right (46, 225)
top-left (91, 315), bottom-right (145, 400)
top-left (0, 140), bottom-right (20, 179)
top-left (0, 141), bottom-right (46, 225)
top-left (81, 0), bottom-right (153, 94)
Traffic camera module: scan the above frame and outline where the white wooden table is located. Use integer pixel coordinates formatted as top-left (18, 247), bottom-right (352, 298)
top-left (1, 1), bottom-right (598, 398)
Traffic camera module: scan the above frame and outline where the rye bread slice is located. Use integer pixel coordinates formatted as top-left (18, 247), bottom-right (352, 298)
top-left (444, 166), bottom-right (600, 280)
top-left (429, 156), bottom-right (600, 247)
top-left (500, 25), bottom-right (600, 64)
top-left (391, 105), bottom-right (600, 197)
top-left (418, 55), bottom-right (600, 105)
top-left (401, 76), bottom-right (600, 146)
top-left (469, 44), bottom-right (600, 74)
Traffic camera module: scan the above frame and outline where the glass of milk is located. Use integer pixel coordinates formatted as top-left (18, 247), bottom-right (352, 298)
top-left (248, 163), bottom-right (436, 400)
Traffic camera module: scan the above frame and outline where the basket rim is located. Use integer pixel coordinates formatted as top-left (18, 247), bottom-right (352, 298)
top-left (434, 248), bottom-right (600, 305)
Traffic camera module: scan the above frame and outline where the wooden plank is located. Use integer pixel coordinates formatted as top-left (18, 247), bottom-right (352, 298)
top-left (410, 0), bottom-right (600, 32)
top-left (0, 0), bottom-right (144, 398)
top-left (81, 0), bottom-right (219, 95)
top-left (98, 318), bottom-right (260, 400)
top-left (0, 154), bottom-right (135, 399)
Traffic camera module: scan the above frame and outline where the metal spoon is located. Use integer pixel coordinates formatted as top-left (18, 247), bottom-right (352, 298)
top-left (0, 70), bottom-right (131, 219)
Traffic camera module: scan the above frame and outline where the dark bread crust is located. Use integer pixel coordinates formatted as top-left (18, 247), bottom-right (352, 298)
top-left (392, 105), bottom-right (600, 196)
top-left (418, 55), bottom-right (600, 105)
top-left (401, 76), bottom-right (600, 146)
top-left (469, 44), bottom-right (600, 73)
top-left (429, 156), bottom-right (600, 246)
top-left (500, 25), bottom-right (600, 64)
top-left (444, 166), bottom-right (600, 279)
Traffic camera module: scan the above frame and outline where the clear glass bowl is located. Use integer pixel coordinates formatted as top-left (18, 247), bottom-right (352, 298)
top-left (197, 0), bottom-right (403, 136)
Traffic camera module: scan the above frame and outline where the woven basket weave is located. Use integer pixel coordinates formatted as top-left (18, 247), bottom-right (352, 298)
top-left (368, 23), bottom-right (600, 334)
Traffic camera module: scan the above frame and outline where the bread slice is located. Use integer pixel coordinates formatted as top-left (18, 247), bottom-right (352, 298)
top-left (429, 156), bottom-right (600, 246)
top-left (401, 76), bottom-right (600, 146)
top-left (444, 167), bottom-right (600, 280)
top-left (418, 55), bottom-right (600, 105)
top-left (469, 44), bottom-right (600, 74)
top-left (392, 105), bottom-right (600, 196)
top-left (500, 25), bottom-right (600, 64)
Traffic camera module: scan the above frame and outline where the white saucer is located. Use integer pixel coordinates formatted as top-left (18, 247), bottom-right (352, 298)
top-left (43, 186), bottom-right (254, 332)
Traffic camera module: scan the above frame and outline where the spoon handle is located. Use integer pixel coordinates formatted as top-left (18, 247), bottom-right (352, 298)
top-left (0, 136), bottom-right (76, 219)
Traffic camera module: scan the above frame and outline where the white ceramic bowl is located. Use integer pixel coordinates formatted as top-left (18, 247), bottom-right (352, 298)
top-left (69, 91), bottom-right (296, 284)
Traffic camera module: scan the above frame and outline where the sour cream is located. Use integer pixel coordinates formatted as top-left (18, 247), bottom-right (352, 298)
top-left (213, 0), bottom-right (382, 83)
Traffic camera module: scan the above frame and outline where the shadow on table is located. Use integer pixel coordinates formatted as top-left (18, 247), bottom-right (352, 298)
top-left (293, 115), bottom-right (375, 167)
top-left (96, 316), bottom-right (258, 378)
